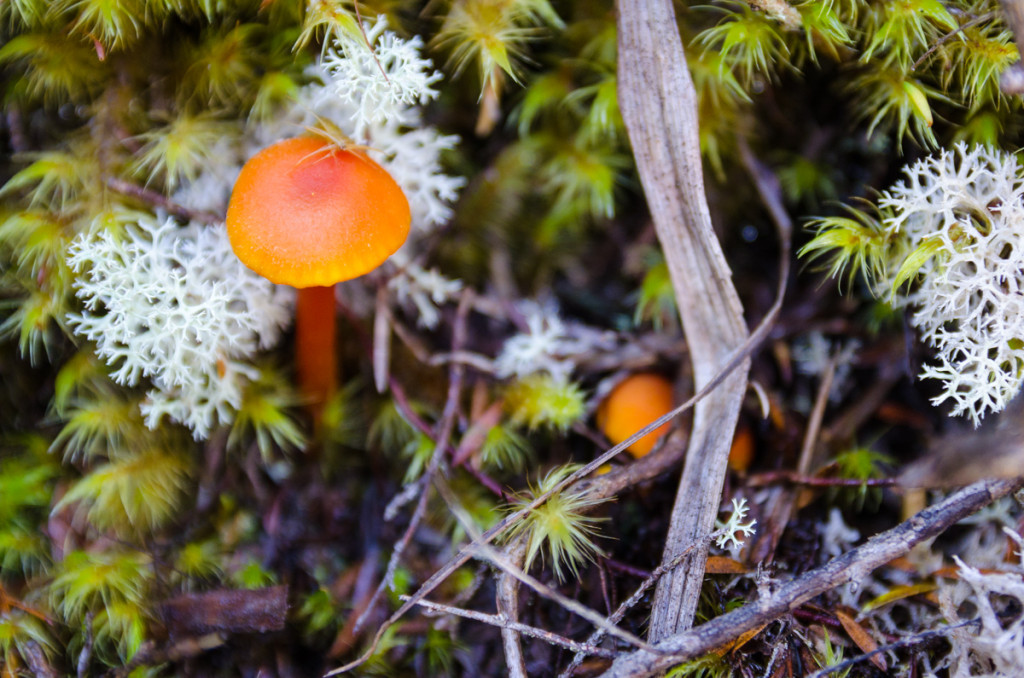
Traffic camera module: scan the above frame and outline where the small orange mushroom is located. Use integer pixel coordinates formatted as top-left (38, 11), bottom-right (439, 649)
top-left (596, 373), bottom-right (675, 458)
top-left (727, 423), bottom-right (755, 474)
top-left (226, 136), bottom-right (410, 423)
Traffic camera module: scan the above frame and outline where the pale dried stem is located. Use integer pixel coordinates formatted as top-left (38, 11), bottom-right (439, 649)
top-left (372, 285), bottom-right (392, 393)
top-left (797, 358), bottom-right (836, 476)
top-left (617, 0), bottom-right (751, 640)
top-left (496, 535), bottom-right (529, 678)
top-left (400, 595), bottom-right (617, 658)
top-left (559, 140), bottom-right (794, 676)
top-left (754, 355), bottom-right (836, 560)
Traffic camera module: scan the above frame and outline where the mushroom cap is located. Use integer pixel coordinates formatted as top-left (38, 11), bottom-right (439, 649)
top-left (226, 136), bottom-right (411, 288)
top-left (596, 373), bottom-right (675, 458)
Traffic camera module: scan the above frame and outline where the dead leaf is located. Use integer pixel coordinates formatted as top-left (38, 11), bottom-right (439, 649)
top-left (836, 607), bottom-right (886, 672)
top-left (860, 583), bottom-right (937, 614)
top-left (705, 556), bottom-right (748, 574)
top-left (718, 622), bottom-right (767, 655)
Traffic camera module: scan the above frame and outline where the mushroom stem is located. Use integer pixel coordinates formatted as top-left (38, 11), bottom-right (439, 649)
top-left (296, 285), bottom-right (338, 425)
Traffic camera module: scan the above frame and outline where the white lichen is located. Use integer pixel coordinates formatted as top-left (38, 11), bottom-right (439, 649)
top-left (818, 507), bottom-right (860, 560)
top-left (494, 299), bottom-right (620, 382)
top-left (714, 497), bottom-right (757, 552)
top-left (319, 16), bottom-right (442, 135)
top-left (67, 214), bottom-right (293, 438)
top-left (387, 254), bottom-right (464, 329)
top-left (495, 300), bottom-right (576, 380)
top-left (877, 143), bottom-right (1024, 425)
top-left (935, 531), bottom-right (1024, 677)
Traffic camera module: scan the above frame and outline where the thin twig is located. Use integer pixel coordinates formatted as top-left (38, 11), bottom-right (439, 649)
top-left (372, 284), bottom-right (392, 393)
top-left (352, 0), bottom-right (390, 84)
top-left (428, 350), bottom-right (497, 372)
top-left (822, 363), bottom-right (902, 444)
top-left (755, 355), bottom-right (837, 559)
top-left (385, 305), bottom-right (434, 365)
top-left (0, 587), bottom-right (53, 625)
top-left (747, 471), bottom-right (899, 488)
top-left (798, 356), bottom-right (836, 476)
top-left (597, 476), bottom-right (1024, 677)
top-left (399, 595), bottom-right (618, 658)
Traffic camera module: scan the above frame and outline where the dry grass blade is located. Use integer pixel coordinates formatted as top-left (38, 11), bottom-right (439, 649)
top-left (616, 0), bottom-right (751, 641)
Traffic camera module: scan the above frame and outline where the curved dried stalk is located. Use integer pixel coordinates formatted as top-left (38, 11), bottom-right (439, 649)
top-left (616, 0), bottom-right (751, 640)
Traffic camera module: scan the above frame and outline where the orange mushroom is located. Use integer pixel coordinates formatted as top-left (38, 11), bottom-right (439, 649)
top-left (596, 373), bottom-right (675, 457)
top-left (727, 423), bottom-right (755, 474)
top-left (226, 136), bottom-right (410, 423)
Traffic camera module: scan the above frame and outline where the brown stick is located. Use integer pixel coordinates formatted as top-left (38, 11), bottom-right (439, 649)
top-left (617, 0), bottom-right (751, 641)
top-left (598, 476), bottom-right (1024, 677)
